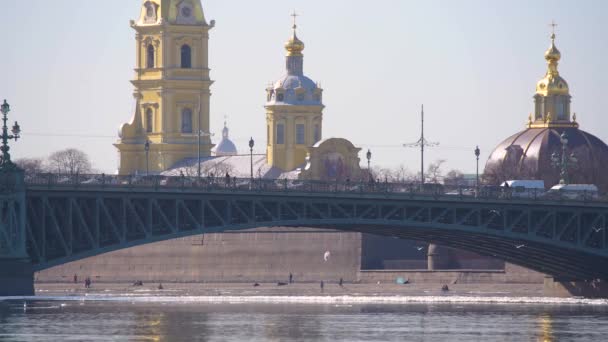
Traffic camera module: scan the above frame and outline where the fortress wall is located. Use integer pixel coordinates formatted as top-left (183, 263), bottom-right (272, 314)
top-left (35, 228), bottom-right (362, 284)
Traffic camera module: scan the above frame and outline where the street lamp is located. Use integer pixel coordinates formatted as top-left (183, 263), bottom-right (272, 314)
top-left (0, 100), bottom-right (21, 170)
top-left (366, 149), bottom-right (372, 182)
top-left (144, 140), bottom-right (150, 176)
top-left (249, 137), bottom-right (255, 180)
top-left (551, 132), bottom-right (577, 185)
top-left (474, 145), bottom-right (480, 191)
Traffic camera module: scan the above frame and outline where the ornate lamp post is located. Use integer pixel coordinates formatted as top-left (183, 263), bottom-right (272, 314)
top-left (551, 132), bottom-right (578, 185)
top-left (366, 149), bottom-right (372, 181)
top-left (144, 140), bottom-right (150, 176)
top-left (0, 100), bottom-right (21, 170)
top-left (474, 145), bottom-right (480, 191)
top-left (249, 137), bottom-right (255, 180)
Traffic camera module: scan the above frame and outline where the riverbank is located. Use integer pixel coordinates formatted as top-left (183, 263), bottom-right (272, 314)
top-left (35, 282), bottom-right (547, 298)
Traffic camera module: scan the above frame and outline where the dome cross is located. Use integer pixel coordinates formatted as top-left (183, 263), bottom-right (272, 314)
top-left (549, 20), bottom-right (558, 37)
top-left (291, 10), bottom-right (299, 30)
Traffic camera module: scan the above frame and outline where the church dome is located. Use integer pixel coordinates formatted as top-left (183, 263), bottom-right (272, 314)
top-left (484, 127), bottom-right (608, 191)
top-left (214, 122), bottom-right (237, 156)
top-left (536, 33), bottom-right (569, 96)
top-left (285, 32), bottom-right (305, 57)
top-left (266, 20), bottom-right (323, 107)
top-left (485, 30), bottom-right (608, 192)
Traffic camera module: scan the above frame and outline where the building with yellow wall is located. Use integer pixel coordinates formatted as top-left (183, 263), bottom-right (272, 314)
top-left (265, 19), bottom-right (324, 172)
top-left (115, 0), bottom-right (214, 175)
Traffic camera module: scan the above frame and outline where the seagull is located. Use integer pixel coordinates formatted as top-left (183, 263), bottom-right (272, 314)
top-left (592, 227), bottom-right (605, 233)
top-left (415, 246), bottom-right (425, 251)
top-left (515, 244), bottom-right (526, 249)
top-left (490, 210), bottom-right (501, 216)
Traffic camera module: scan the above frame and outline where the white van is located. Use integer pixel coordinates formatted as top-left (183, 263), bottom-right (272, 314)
top-left (501, 180), bottom-right (545, 199)
top-left (546, 184), bottom-right (599, 200)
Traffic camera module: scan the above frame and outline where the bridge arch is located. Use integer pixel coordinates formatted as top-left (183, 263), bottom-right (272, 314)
top-left (25, 186), bottom-right (608, 280)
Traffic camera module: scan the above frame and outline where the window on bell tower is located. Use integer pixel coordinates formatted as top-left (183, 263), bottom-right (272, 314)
top-left (296, 124), bottom-right (305, 145)
top-left (181, 45), bottom-right (192, 69)
top-left (146, 108), bottom-right (153, 133)
top-left (181, 108), bottom-right (193, 133)
top-left (146, 44), bottom-right (155, 69)
top-left (276, 124), bottom-right (285, 145)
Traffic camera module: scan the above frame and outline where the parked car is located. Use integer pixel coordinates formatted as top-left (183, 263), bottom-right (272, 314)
top-left (545, 184), bottom-right (599, 200)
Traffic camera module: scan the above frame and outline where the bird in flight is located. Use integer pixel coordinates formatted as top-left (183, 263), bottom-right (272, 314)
top-left (515, 244), bottom-right (526, 249)
top-left (489, 210), bottom-right (501, 216)
top-left (592, 227), bottom-right (605, 233)
top-left (415, 246), bottom-right (425, 251)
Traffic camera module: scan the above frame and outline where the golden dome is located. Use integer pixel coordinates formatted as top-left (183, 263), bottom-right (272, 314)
top-left (544, 33), bottom-right (561, 62)
top-left (285, 29), bottom-right (305, 56)
top-left (536, 33), bottom-right (569, 96)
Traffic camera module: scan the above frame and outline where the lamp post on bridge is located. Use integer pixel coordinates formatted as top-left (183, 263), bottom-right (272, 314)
top-left (551, 132), bottom-right (578, 185)
top-left (0, 100), bottom-right (21, 171)
top-left (366, 149), bottom-right (372, 182)
top-left (475, 145), bottom-right (480, 193)
top-left (144, 140), bottom-right (150, 176)
top-left (249, 137), bottom-right (255, 181)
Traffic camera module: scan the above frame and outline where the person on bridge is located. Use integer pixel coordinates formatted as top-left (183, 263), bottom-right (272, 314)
top-left (73, 274), bottom-right (77, 284)
top-left (289, 273), bottom-right (293, 284)
top-left (320, 280), bottom-right (324, 293)
top-left (225, 172), bottom-right (231, 187)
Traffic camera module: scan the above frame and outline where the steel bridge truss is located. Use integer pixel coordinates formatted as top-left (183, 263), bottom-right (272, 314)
top-left (25, 189), bottom-right (608, 280)
top-left (0, 193), bottom-right (27, 260)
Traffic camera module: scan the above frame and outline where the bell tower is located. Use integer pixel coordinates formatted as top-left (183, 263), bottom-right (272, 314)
top-left (115, 0), bottom-right (215, 175)
top-left (265, 14), bottom-right (324, 171)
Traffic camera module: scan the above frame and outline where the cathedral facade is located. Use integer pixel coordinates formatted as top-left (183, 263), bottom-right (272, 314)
top-left (115, 0), bottom-right (214, 175)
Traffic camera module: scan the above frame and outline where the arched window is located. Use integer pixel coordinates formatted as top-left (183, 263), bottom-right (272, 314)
top-left (146, 108), bottom-right (153, 133)
top-left (181, 108), bottom-right (193, 133)
top-left (296, 124), bottom-right (305, 145)
top-left (276, 124), bottom-right (285, 145)
top-left (146, 44), bottom-right (155, 69)
top-left (181, 44), bottom-right (192, 69)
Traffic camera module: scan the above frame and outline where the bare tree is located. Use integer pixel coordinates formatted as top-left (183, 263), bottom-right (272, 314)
top-left (48, 148), bottom-right (93, 175)
top-left (15, 158), bottom-right (46, 176)
top-left (426, 159), bottom-right (446, 184)
top-left (392, 165), bottom-right (413, 183)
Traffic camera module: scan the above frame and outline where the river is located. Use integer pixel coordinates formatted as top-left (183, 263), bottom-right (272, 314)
top-left (1, 295), bottom-right (608, 341)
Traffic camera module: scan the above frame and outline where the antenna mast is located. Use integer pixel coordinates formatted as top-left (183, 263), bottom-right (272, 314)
top-left (403, 105), bottom-right (439, 186)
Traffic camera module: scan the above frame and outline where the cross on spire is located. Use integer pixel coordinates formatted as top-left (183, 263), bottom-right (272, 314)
top-left (291, 10), bottom-right (299, 29)
top-left (549, 20), bottom-right (558, 37)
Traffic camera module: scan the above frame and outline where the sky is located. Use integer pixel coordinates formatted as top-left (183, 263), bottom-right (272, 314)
top-left (0, 0), bottom-right (607, 174)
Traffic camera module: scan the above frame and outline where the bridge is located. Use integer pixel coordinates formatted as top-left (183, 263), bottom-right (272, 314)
top-left (1, 172), bottom-right (607, 296)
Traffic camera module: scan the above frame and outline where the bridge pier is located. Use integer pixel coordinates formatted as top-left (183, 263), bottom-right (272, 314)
top-left (427, 244), bottom-right (453, 270)
top-left (543, 277), bottom-right (608, 298)
top-left (0, 168), bottom-right (33, 296)
top-left (0, 258), bottom-right (34, 296)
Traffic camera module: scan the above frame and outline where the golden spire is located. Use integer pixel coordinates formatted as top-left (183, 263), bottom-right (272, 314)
top-left (536, 21), bottom-right (569, 96)
top-left (285, 11), bottom-right (305, 57)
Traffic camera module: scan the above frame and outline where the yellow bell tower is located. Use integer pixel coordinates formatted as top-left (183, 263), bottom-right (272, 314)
top-left (265, 14), bottom-right (324, 171)
top-left (115, 0), bottom-right (214, 175)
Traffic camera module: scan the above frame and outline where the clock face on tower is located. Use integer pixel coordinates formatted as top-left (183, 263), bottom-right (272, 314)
top-left (181, 6), bottom-right (192, 18)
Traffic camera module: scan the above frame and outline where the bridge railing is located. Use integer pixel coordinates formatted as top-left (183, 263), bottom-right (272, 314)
top-left (24, 173), bottom-right (608, 204)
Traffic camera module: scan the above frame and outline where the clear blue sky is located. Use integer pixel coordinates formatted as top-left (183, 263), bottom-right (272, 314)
top-left (1, 0), bottom-right (606, 174)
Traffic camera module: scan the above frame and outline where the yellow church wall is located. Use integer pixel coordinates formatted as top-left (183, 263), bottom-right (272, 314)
top-left (116, 0), bottom-right (214, 175)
